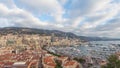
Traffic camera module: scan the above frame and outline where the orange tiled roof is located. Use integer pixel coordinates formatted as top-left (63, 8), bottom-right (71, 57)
top-left (0, 51), bottom-right (37, 62)
top-left (0, 62), bottom-right (4, 65)
top-left (64, 61), bottom-right (75, 66)
top-left (44, 56), bottom-right (56, 66)
top-left (4, 62), bottom-right (14, 66)
top-left (31, 61), bottom-right (37, 66)
top-left (59, 56), bottom-right (68, 59)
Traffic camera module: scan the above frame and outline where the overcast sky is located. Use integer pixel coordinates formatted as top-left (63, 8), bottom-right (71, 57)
top-left (0, 0), bottom-right (120, 38)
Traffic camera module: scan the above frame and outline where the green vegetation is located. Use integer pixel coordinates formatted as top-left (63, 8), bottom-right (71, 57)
top-left (47, 51), bottom-right (61, 57)
top-left (6, 39), bottom-right (15, 45)
top-left (55, 59), bottom-right (63, 68)
top-left (74, 58), bottom-right (86, 63)
top-left (101, 55), bottom-right (120, 68)
top-left (42, 45), bottom-right (61, 57)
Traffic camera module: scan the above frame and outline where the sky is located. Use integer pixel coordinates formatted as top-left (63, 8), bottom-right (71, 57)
top-left (0, 0), bottom-right (120, 38)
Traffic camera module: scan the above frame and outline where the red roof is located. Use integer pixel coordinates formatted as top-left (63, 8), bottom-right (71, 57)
top-left (44, 56), bottom-right (56, 66)
top-left (4, 62), bottom-right (14, 65)
top-left (0, 62), bottom-right (4, 65)
top-left (64, 61), bottom-right (75, 66)
top-left (31, 61), bottom-right (37, 66)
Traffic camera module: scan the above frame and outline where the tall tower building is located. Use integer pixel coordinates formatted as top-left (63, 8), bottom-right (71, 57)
top-left (51, 33), bottom-right (55, 42)
top-left (65, 33), bottom-right (68, 40)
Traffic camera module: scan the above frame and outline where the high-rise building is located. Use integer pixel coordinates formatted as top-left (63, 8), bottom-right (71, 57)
top-left (51, 33), bottom-right (55, 42)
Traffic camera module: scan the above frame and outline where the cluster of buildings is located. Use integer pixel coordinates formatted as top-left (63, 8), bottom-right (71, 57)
top-left (0, 34), bottom-right (82, 68)
top-left (0, 47), bottom-right (82, 68)
top-left (0, 48), bottom-right (39, 68)
top-left (0, 34), bottom-right (81, 47)
top-left (46, 41), bottom-right (120, 68)
top-left (43, 54), bottom-right (81, 68)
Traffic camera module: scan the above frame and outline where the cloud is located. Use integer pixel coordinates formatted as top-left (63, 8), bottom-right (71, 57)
top-left (64, 0), bottom-right (116, 28)
top-left (0, 1), bottom-right (65, 30)
top-left (68, 0), bottom-right (112, 17)
top-left (59, 0), bottom-right (68, 5)
top-left (0, 0), bottom-right (120, 38)
top-left (15, 0), bottom-right (65, 23)
top-left (0, 3), bottom-right (44, 27)
top-left (65, 0), bottom-right (120, 37)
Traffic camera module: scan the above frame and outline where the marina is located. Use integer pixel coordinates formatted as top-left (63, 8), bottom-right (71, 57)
top-left (47, 41), bottom-right (120, 60)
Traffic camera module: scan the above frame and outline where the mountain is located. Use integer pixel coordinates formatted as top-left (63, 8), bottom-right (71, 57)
top-left (0, 27), bottom-right (120, 41)
top-left (0, 27), bottom-right (78, 38)
top-left (78, 36), bottom-right (120, 41)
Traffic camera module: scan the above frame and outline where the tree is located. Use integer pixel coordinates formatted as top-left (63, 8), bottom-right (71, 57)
top-left (74, 58), bottom-right (86, 64)
top-left (101, 55), bottom-right (120, 68)
top-left (55, 59), bottom-right (63, 68)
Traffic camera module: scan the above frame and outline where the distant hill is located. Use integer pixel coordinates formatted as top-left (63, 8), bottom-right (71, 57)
top-left (0, 27), bottom-right (120, 41)
top-left (0, 27), bottom-right (78, 38)
top-left (78, 36), bottom-right (120, 41)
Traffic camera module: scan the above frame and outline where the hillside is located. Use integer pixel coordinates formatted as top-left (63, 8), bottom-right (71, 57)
top-left (0, 27), bottom-right (120, 41)
top-left (0, 27), bottom-right (78, 38)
